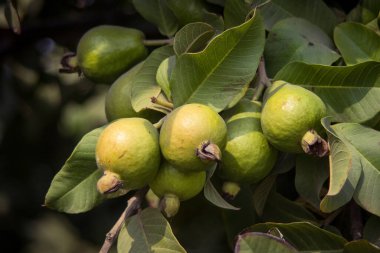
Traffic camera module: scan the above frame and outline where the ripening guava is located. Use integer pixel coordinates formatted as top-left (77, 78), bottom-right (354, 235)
top-left (220, 99), bottom-right (277, 197)
top-left (149, 161), bottom-right (206, 217)
top-left (77, 25), bottom-right (147, 83)
top-left (159, 103), bottom-right (227, 172)
top-left (96, 118), bottom-right (160, 194)
top-left (261, 81), bottom-right (327, 154)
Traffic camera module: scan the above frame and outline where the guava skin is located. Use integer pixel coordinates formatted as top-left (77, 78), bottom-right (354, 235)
top-left (96, 118), bottom-right (160, 191)
top-left (105, 63), bottom-right (163, 123)
top-left (149, 161), bottom-right (206, 201)
top-left (77, 25), bottom-right (148, 84)
top-left (220, 99), bottom-right (277, 183)
top-left (261, 82), bottom-right (327, 153)
top-left (159, 103), bottom-right (227, 172)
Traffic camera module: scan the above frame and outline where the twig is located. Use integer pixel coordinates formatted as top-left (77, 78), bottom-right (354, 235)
top-left (99, 187), bottom-right (148, 253)
top-left (252, 57), bottom-right (271, 101)
top-left (350, 200), bottom-right (363, 240)
top-left (143, 38), bottom-right (173, 46)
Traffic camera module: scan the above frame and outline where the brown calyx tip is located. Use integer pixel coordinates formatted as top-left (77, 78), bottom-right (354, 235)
top-left (59, 52), bottom-right (81, 75)
top-left (196, 141), bottom-right (222, 162)
top-left (301, 130), bottom-right (329, 157)
top-left (97, 171), bottom-right (124, 194)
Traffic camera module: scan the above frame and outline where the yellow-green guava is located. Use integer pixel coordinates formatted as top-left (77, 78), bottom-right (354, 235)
top-left (261, 81), bottom-right (327, 154)
top-left (96, 118), bottom-right (160, 194)
top-left (149, 161), bottom-right (206, 217)
top-left (77, 25), bottom-right (147, 84)
top-left (220, 99), bottom-right (278, 197)
top-left (159, 103), bottom-right (227, 172)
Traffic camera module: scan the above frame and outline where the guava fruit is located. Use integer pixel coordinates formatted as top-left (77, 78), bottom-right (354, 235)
top-left (159, 103), bottom-right (227, 172)
top-left (220, 99), bottom-right (278, 197)
top-left (76, 25), bottom-right (148, 83)
top-left (96, 118), bottom-right (160, 195)
top-left (261, 81), bottom-right (327, 156)
top-left (149, 161), bottom-right (206, 217)
top-left (105, 62), bottom-right (163, 123)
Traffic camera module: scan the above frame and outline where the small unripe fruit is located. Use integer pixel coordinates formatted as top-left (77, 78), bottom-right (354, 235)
top-left (96, 118), bottom-right (160, 194)
top-left (159, 103), bottom-right (227, 172)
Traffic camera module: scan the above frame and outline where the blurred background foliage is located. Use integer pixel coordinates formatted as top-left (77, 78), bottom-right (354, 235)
top-left (0, 0), bottom-right (360, 252)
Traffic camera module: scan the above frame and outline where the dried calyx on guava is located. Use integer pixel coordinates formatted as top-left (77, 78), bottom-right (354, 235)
top-left (159, 103), bottom-right (227, 172)
top-left (219, 99), bottom-right (278, 198)
top-left (105, 62), bottom-right (163, 123)
top-left (261, 80), bottom-right (328, 156)
top-left (62, 25), bottom-right (148, 84)
top-left (96, 118), bottom-right (160, 196)
top-left (149, 161), bottom-right (206, 217)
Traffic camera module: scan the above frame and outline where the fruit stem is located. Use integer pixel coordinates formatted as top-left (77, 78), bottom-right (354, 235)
top-left (301, 130), bottom-right (329, 157)
top-left (153, 116), bottom-right (166, 129)
top-left (160, 194), bottom-right (180, 218)
top-left (59, 52), bottom-right (81, 74)
top-left (143, 38), bottom-right (174, 46)
top-left (196, 141), bottom-right (222, 162)
top-left (151, 96), bottom-right (174, 110)
top-left (222, 181), bottom-right (241, 199)
top-left (252, 57), bottom-right (271, 101)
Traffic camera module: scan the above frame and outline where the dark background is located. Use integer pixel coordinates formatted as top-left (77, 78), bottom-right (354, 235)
top-left (0, 0), bottom-right (359, 252)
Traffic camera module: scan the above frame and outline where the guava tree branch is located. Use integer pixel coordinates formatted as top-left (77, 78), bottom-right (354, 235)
top-left (252, 57), bottom-right (271, 101)
top-left (99, 187), bottom-right (148, 253)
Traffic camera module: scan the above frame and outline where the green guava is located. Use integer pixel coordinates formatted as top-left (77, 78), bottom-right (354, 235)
top-left (96, 118), bottom-right (160, 194)
top-left (220, 99), bottom-right (278, 197)
top-left (77, 25), bottom-right (147, 84)
top-left (105, 62), bottom-right (164, 123)
top-left (261, 81), bottom-right (327, 154)
top-left (159, 103), bottom-right (227, 172)
top-left (149, 161), bottom-right (206, 217)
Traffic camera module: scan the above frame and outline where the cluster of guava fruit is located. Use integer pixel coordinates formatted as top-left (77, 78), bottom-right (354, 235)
top-left (69, 25), bottom-right (328, 218)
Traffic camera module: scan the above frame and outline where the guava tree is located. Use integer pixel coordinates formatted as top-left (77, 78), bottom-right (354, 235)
top-left (5, 0), bottom-right (379, 252)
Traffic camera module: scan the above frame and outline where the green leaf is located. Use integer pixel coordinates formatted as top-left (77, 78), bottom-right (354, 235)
top-left (174, 22), bottom-right (215, 56)
top-left (204, 164), bottom-right (240, 210)
top-left (334, 22), bottom-right (380, 65)
top-left (364, 215), bottom-right (380, 246)
top-left (117, 208), bottom-right (186, 253)
top-left (4, 0), bottom-right (21, 34)
top-left (295, 155), bottom-right (329, 209)
top-left (224, 0), bottom-right (251, 29)
top-left (344, 240), bottom-right (380, 253)
top-left (252, 175), bottom-right (276, 216)
top-left (261, 191), bottom-right (317, 223)
top-left (235, 232), bottom-right (298, 253)
top-left (252, 0), bottom-right (338, 35)
top-left (156, 56), bottom-right (175, 100)
top-left (275, 61), bottom-right (380, 124)
top-left (132, 0), bottom-right (178, 37)
top-left (44, 127), bottom-right (105, 213)
top-left (264, 18), bottom-right (340, 77)
top-left (362, 0), bottom-right (380, 23)
top-left (331, 123), bottom-right (380, 216)
top-left (131, 46), bottom-right (174, 112)
top-left (249, 222), bottom-right (347, 251)
top-left (170, 11), bottom-right (265, 112)
top-left (166, 0), bottom-right (224, 32)
top-left (206, 0), bottom-right (225, 6)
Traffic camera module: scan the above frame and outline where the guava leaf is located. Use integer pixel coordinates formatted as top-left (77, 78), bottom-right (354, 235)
top-left (131, 46), bottom-right (174, 112)
top-left (275, 61), bottom-right (380, 124)
top-left (224, 0), bottom-right (251, 29)
top-left (206, 0), bottom-right (225, 6)
top-left (344, 240), bottom-right (380, 253)
top-left (166, 0), bottom-right (224, 32)
top-left (4, 0), bottom-right (21, 34)
top-left (295, 155), bottom-right (329, 209)
top-left (251, 0), bottom-right (338, 35)
top-left (203, 164), bottom-right (240, 210)
top-left (252, 175), bottom-right (276, 216)
top-left (261, 191), bottom-right (317, 223)
top-left (331, 123), bottom-right (380, 216)
top-left (156, 56), bottom-right (175, 100)
top-left (334, 22), bottom-right (380, 65)
top-left (132, 0), bottom-right (178, 37)
top-left (248, 222), bottom-right (347, 251)
top-left (117, 208), bottom-right (186, 253)
top-left (173, 22), bottom-right (215, 56)
top-left (264, 18), bottom-right (340, 77)
top-left (170, 10), bottom-right (265, 112)
top-left (44, 127), bottom-right (105, 213)
top-left (362, 0), bottom-right (380, 23)
top-left (235, 232), bottom-right (298, 253)
top-left (364, 215), bottom-right (380, 247)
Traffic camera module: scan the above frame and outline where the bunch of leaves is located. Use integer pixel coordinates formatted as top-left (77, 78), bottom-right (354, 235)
top-left (44, 0), bottom-right (380, 252)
